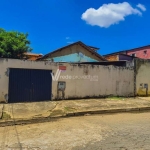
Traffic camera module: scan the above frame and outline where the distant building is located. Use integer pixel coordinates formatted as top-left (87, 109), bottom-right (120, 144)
top-left (104, 53), bottom-right (134, 61)
top-left (39, 41), bottom-right (106, 62)
top-left (103, 53), bottom-right (134, 67)
top-left (104, 45), bottom-right (150, 60)
top-left (24, 52), bottom-right (43, 60)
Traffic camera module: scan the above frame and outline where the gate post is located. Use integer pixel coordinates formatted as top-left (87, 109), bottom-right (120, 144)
top-left (134, 58), bottom-right (137, 97)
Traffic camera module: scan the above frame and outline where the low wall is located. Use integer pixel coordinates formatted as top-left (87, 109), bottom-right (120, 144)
top-left (136, 59), bottom-right (150, 96)
top-left (0, 58), bottom-right (134, 103)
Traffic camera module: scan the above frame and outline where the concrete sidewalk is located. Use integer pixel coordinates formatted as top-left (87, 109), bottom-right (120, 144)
top-left (0, 97), bottom-right (150, 126)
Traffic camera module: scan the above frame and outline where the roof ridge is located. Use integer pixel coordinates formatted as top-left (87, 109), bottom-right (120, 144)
top-left (41, 41), bottom-right (106, 61)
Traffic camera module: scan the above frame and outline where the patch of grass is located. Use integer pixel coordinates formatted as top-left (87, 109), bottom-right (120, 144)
top-left (2, 112), bottom-right (11, 120)
top-left (64, 107), bottom-right (76, 112)
top-left (106, 96), bottom-right (125, 100)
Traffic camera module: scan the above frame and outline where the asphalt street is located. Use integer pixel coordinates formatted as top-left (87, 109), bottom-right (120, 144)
top-left (0, 112), bottom-right (150, 150)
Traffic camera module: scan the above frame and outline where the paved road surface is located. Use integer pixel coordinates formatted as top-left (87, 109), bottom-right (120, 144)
top-left (0, 112), bottom-right (150, 150)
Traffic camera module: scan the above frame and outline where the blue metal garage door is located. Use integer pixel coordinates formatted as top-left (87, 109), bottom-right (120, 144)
top-left (8, 68), bottom-right (52, 103)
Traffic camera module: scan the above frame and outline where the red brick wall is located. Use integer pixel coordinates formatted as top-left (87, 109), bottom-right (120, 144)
top-left (127, 47), bottom-right (150, 59)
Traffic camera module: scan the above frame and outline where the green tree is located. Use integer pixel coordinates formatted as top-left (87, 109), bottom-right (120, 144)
top-left (0, 28), bottom-right (32, 59)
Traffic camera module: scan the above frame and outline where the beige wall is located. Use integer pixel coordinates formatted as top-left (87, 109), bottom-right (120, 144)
top-left (0, 58), bottom-right (134, 103)
top-left (136, 59), bottom-right (150, 96)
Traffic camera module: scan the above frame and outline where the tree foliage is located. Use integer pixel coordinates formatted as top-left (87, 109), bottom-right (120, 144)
top-left (0, 28), bottom-right (32, 59)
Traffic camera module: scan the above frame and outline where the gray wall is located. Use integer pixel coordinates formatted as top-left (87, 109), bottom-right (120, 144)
top-left (0, 58), bottom-right (134, 103)
top-left (136, 59), bottom-right (150, 96)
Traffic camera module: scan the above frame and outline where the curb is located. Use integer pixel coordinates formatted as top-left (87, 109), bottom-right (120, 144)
top-left (66, 107), bottom-right (150, 116)
top-left (1, 107), bottom-right (150, 127)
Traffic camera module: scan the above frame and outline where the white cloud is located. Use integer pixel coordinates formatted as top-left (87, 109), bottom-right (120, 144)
top-left (67, 41), bottom-right (73, 44)
top-left (66, 37), bottom-right (70, 40)
top-left (66, 37), bottom-right (73, 44)
top-left (81, 2), bottom-right (146, 28)
top-left (137, 3), bottom-right (146, 11)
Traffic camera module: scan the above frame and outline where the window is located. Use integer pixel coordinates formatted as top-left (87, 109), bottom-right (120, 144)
top-left (131, 53), bottom-right (136, 57)
top-left (144, 50), bottom-right (147, 54)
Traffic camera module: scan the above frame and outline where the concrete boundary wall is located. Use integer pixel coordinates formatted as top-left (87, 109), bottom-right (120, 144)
top-left (0, 59), bottom-right (134, 103)
top-left (136, 59), bottom-right (150, 96)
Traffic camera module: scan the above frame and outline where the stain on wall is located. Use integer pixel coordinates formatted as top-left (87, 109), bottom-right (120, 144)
top-left (0, 58), bottom-right (134, 103)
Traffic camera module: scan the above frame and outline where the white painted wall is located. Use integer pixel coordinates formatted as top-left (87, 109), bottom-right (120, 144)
top-left (0, 58), bottom-right (134, 102)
